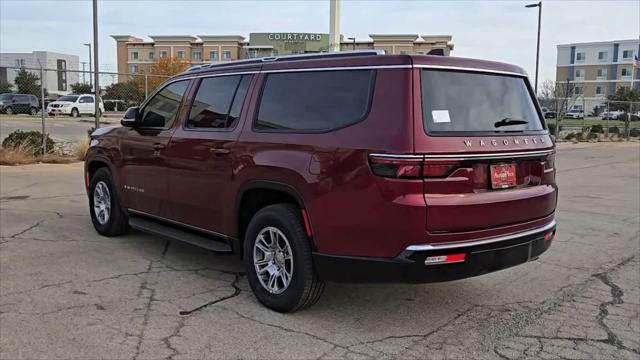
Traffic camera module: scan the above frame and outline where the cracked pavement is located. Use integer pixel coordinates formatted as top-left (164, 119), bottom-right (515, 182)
top-left (1, 142), bottom-right (639, 359)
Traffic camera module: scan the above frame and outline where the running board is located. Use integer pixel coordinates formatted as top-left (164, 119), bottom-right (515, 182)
top-left (129, 217), bottom-right (233, 254)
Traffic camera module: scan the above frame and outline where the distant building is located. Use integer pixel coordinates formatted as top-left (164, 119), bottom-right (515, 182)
top-left (556, 39), bottom-right (639, 100)
top-left (0, 51), bottom-right (80, 96)
top-left (112, 33), bottom-right (453, 81)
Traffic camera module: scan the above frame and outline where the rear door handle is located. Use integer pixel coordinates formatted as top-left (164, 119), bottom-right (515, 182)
top-left (210, 147), bottom-right (230, 155)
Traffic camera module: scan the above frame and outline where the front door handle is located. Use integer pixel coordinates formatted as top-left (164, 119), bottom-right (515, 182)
top-left (210, 147), bottom-right (230, 156)
top-left (153, 143), bottom-right (166, 150)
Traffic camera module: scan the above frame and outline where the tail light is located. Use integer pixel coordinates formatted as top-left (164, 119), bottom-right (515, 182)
top-left (369, 154), bottom-right (460, 179)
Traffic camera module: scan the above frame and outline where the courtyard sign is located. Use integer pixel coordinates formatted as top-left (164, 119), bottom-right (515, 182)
top-left (268, 33), bottom-right (324, 42)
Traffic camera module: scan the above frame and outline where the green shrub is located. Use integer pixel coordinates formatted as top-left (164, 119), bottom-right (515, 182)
top-left (104, 100), bottom-right (116, 111)
top-left (608, 126), bottom-right (620, 134)
top-left (630, 128), bottom-right (640, 137)
top-left (564, 132), bottom-right (576, 140)
top-left (591, 124), bottom-right (603, 133)
top-left (587, 132), bottom-right (598, 140)
top-left (1, 130), bottom-right (54, 156)
top-left (116, 102), bottom-right (128, 111)
top-left (547, 123), bottom-right (556, 134)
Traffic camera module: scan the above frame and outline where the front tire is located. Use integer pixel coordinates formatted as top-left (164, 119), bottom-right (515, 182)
top-left (70, 108), bottom-right (79, 117)
top-left (89, 167), bottom-right (129, 236)
top-left (244, 204), bottom-right (325, 312)
top-left (5, 106), bottom-right (12, 115)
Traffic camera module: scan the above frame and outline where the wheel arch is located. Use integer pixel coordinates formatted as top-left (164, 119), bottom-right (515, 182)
top-left (235, 181), bottom-right (313, 258)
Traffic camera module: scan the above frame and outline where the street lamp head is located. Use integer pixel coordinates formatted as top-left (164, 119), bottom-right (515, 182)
top-left (525, 2), bottom-right (540, 8)
top-left (84, 43), bottom-right (91, 46)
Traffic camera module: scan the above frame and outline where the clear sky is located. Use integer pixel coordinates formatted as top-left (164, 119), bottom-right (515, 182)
top-left (1, 0), bottom-right (638, 83)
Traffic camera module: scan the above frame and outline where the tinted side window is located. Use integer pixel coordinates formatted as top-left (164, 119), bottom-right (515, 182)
top-left (80, 96), bottom-right (94, 103)
top-left (186, 75), bottom-right (250, 129)
top-left (256, 70), bottom-right (375, 132)
top-left (16, 95), bottom-right (29, 102)
top-left (141, 80), bottom-right (189, 128)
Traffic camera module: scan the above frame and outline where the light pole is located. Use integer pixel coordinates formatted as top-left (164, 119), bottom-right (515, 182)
top-left (84, 43), bottom-right (92, 88)
top-left (347, 37), bottom-right (356, 51)
top-left (526, 1), bottom-right (542, 95)
top-left (81, 62), bottom-right (87, 84)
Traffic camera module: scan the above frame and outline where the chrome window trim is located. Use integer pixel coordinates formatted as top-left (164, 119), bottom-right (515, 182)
top-left (414, 64), bottom-right (526, 77)
top-left (370, 149), bottom-right (554, 161)
top-left (127, 208), bottom-right (234, 240)
top-left (405, 219), bottom-right (556, 252)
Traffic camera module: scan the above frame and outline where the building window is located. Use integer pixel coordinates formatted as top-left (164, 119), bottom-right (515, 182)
top-left (209, 50), bottom-right (219, 61)
top-left (596, 68), bottom-right (607, 80)
top-left (131, 52), bottom-right (139, 60)
top-left (193, 51), bottom-right (202, 60)
top-left (575, 52), bottom-right (586, 62)
top-left (574, 69), bottom-right (584, 79)
top-left (573, 86), bottom-right (582, 95)
top-left (222, 50), bottom-right (231, 60)
top-left (130, 64), bottom-right (139, 73)
top-left (595, 86), bottom-right (604, 97)
top-left (622, 50), bottom-right (633, 60)
top-left (399, 50), bottom-right (409, 55)
top-left (621, 68), bottom-right (632, 78)
top-left (177, 50), bottom-right (186, 59)
top-left (159, 50), bottom-right (168, 58)
top-left (148, 51), bottom-right (154, 60)
top-left (248, 50), bottom-right (258, 58)
top-left (57, 59), bottom-right (67, 91)
top-left (15, 59), bottom-right (25, 67)
top-left (598, 51), bottom-right (608, 62)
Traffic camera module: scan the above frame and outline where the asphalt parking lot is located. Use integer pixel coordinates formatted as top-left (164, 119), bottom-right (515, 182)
top-left (0, 142), bottom-right (638, 359)
top-left (0, 114), bottom-right (119, 143)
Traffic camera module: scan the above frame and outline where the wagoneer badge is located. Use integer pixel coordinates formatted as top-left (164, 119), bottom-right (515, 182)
top-left (463, 137), bottom-right (546, 147)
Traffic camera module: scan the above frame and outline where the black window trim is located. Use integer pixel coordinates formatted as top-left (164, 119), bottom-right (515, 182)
top-left (251, 69), bottom-right (377, 134)
top-left (137, 78), bottom-right (192, 130)
top-left (182, 74), bottom-right (252, 132)
top-left (419, 68), bottom-right (549, 138)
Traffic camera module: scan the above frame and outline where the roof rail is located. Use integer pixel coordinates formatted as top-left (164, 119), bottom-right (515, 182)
top-left (187, 50), bottom-right (385, 72)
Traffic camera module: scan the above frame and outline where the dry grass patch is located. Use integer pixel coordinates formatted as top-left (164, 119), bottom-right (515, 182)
top-left (74, 138), bottom-right (90, 160)
top-left (0, 147), bottom-right (77, 166)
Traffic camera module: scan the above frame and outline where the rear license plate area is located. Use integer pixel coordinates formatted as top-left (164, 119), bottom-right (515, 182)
top-left (490, 163), bottom-right (516, 189)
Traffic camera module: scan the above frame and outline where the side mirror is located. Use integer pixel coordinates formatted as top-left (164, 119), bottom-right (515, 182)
top-left (121, 106), bottom-right (140, 127)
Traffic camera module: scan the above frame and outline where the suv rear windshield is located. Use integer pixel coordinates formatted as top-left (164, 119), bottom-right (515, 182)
top-left (421, 70), bottom-right (544, 134)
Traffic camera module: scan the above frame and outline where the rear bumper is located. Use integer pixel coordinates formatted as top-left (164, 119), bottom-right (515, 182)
top-left (313, 219), bottom-right (556, 283)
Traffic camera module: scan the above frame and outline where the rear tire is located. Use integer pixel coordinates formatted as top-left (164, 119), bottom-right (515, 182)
top-left (29, 107), bottom-right (38, 115)
top-left (244, 204), bottom-right (325, 312)
top-left (89, 167), bottom-right (129, 236)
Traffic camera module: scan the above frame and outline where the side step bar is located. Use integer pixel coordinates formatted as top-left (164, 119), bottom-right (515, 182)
top-left (129, 216), bottom-right (233, 254)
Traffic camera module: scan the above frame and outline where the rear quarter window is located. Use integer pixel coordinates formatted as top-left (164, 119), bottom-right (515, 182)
top-left (421, 70), bottom-right (544, 135)
top-left (255, 70), bottom-right (375, 132)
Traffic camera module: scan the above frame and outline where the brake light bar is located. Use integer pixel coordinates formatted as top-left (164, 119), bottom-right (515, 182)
top-left (424, 253), bottom-right (466, 265)
top-left (369, 154), bottom-right (461, 179)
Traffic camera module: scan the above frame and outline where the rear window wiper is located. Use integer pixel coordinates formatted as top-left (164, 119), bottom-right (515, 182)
top-left (494, 117), bottom-right (528, 128)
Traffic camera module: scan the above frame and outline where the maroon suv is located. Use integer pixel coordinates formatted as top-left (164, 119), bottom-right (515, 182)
top-left (85, 51), bottom-right (557, 312)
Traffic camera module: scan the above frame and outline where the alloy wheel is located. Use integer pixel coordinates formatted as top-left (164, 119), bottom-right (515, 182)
top-left (93, 181), bottom-right (111, 225)
top-left (253, 226), bottom-right (294, 294)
